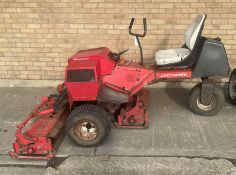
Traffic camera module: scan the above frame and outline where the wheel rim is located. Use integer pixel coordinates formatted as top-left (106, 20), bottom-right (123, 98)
top-left (229, 72), bottom-right (236, 99)
top-left (196, 97), bottom-right (216, 111)
top-left (74, 119), bottom-right (98, 141)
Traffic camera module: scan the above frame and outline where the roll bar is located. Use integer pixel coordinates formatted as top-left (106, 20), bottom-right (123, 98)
top-left (128, 18), bottom-right (147, 65)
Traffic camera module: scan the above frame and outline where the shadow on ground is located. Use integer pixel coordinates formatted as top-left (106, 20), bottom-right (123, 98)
top-left (164, 82), bottom-right (191, 111)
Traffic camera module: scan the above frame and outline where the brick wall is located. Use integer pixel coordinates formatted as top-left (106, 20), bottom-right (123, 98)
top-left (0, 0), bottom-right (236, 80)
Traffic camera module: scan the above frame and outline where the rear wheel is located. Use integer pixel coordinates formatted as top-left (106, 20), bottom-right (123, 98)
top-left (65, 104), bottom-right (111, 147)
top-left (189, 83), bottom-right (224, 116)
top-left (229, 69), bottom-right (236, 105)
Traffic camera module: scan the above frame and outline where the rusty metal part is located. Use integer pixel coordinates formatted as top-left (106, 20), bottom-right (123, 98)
top-left (98, 86), bottom-right (129, 104)
top-left (74, 119), bottom-right (98, 141)
top-left (197, 97), bottom-right (216, 111)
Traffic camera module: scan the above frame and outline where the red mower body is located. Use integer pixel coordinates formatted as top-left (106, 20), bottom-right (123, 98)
top-left (65, 47), bottom-right (115, 106)
top-left (64, 47), bottom-right (192, 108)
top-left (63, 47), bottom-right (192, 129)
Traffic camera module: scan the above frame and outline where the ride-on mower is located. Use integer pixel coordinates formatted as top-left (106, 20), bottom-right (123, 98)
top-left (9, 14), bottom-right (230, 159)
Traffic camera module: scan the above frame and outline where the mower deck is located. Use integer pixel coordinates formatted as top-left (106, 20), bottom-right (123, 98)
top-left (116, 89), bottom-right (150, 129)
top-left (9, 96), bottom-right (69, 160)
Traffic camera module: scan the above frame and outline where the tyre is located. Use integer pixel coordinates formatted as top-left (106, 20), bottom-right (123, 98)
top-left (229, 69), bottom-right (236, 105)
top-left (65, 104), bottom-right (111, 147)
top-left (189, 83), bottom-right (224, 116)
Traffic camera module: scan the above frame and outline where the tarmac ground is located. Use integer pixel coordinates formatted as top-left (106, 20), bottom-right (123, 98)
top-left (0, 85), bottom-right (235, 174)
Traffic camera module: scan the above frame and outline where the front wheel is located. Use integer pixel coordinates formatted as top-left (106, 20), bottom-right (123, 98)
top-left (189, 83), bottom-right (224, 116)
top-left (65, 104), bottom-right (111, 147)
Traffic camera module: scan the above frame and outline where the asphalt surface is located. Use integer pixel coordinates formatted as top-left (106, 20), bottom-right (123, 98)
top-left (0, 85), bottom-right (235, 174)
top-left (43, 156), bottom-right (236, 175)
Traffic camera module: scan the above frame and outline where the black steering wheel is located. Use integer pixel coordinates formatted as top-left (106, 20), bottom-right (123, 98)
top-left (109, 49), bottom-right (129, 61)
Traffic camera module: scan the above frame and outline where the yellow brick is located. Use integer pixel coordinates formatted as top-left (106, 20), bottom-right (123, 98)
top-left (41, 66), bottom-right (54, 71)
top-left (175, 3), bottom-right (190, 8)
top-left (27, 75), bottom-right (41, 79)
top-left (27, 66), bottom-right (41, 70)
top-left (107, 30), bottom-right (121, 34)
top-left (47, 62), bottom-right (61, 67)
top-left (13, 65), bottom-right (26, 70)
top-left (30, 43), bottom-right (44, 47)
top-left (24, 13), bottom-right (39, 18)
top-left (182, 8), bottom-right (197, 13)
top-left (77, 29), bottom-right (92, 34)
top-left (0, 3), bottom-right (8, 8)
top-left (0, 38), bottom-right (8, 42)
top-left (26, 24), bottom-right (40, 28)
top-left (2, 8), bottom-right (16, 12)
top-left (1, 23), bottom-right (12, 28)
top-left (70, 24), bottom-right (84, 29)
top-left (99, 24), bottom-right (113, 29)
top-left (20, 28), bottom-right (34, 33)
top-left (83, 3), bottom-right (98, 8)
top-left (84, 24), bottom-right (98, 29)
top-left (159, 3), bottom-right (174, 8)
top-left (16, 8), bottom-right (32, 12)
top-left (18, 75), bottom-right (28, 79)
top-left (23, 3), bottom-right (38, 7)
top-left (129, 3), bottom-right (143, 8)
top-left (5, 61), bottom-right (19, 66)
top-left (16, 43), bottom-right (29, 47)
top-left (91, 8), bottom-right (104, 14)
top-left (41, 24), bottom-right (54, 28)
top-left (220, 25), bottom-right (235, 29)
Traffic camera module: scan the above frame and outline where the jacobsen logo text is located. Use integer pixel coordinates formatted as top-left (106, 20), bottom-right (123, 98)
top-left (158, 73), bottom-right (190, 78)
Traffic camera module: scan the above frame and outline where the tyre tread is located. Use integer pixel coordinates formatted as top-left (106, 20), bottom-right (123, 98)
top-left (65, 104), bottom-right (111, 147)
top-left (189, 83), bottom-right (225, 116)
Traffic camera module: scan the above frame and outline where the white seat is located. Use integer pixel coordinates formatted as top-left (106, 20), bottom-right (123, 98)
top-left (155, 14), bottom-right (206, 66)
top-left (155, 48), bottom-right (190, 65)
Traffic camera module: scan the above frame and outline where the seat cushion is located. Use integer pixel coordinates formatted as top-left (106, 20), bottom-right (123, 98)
top-left (155, 48), bottom-right (190, 65)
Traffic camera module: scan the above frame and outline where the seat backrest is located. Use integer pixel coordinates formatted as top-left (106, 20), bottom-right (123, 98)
top-left (185, 14), bottom-right (206, 50)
